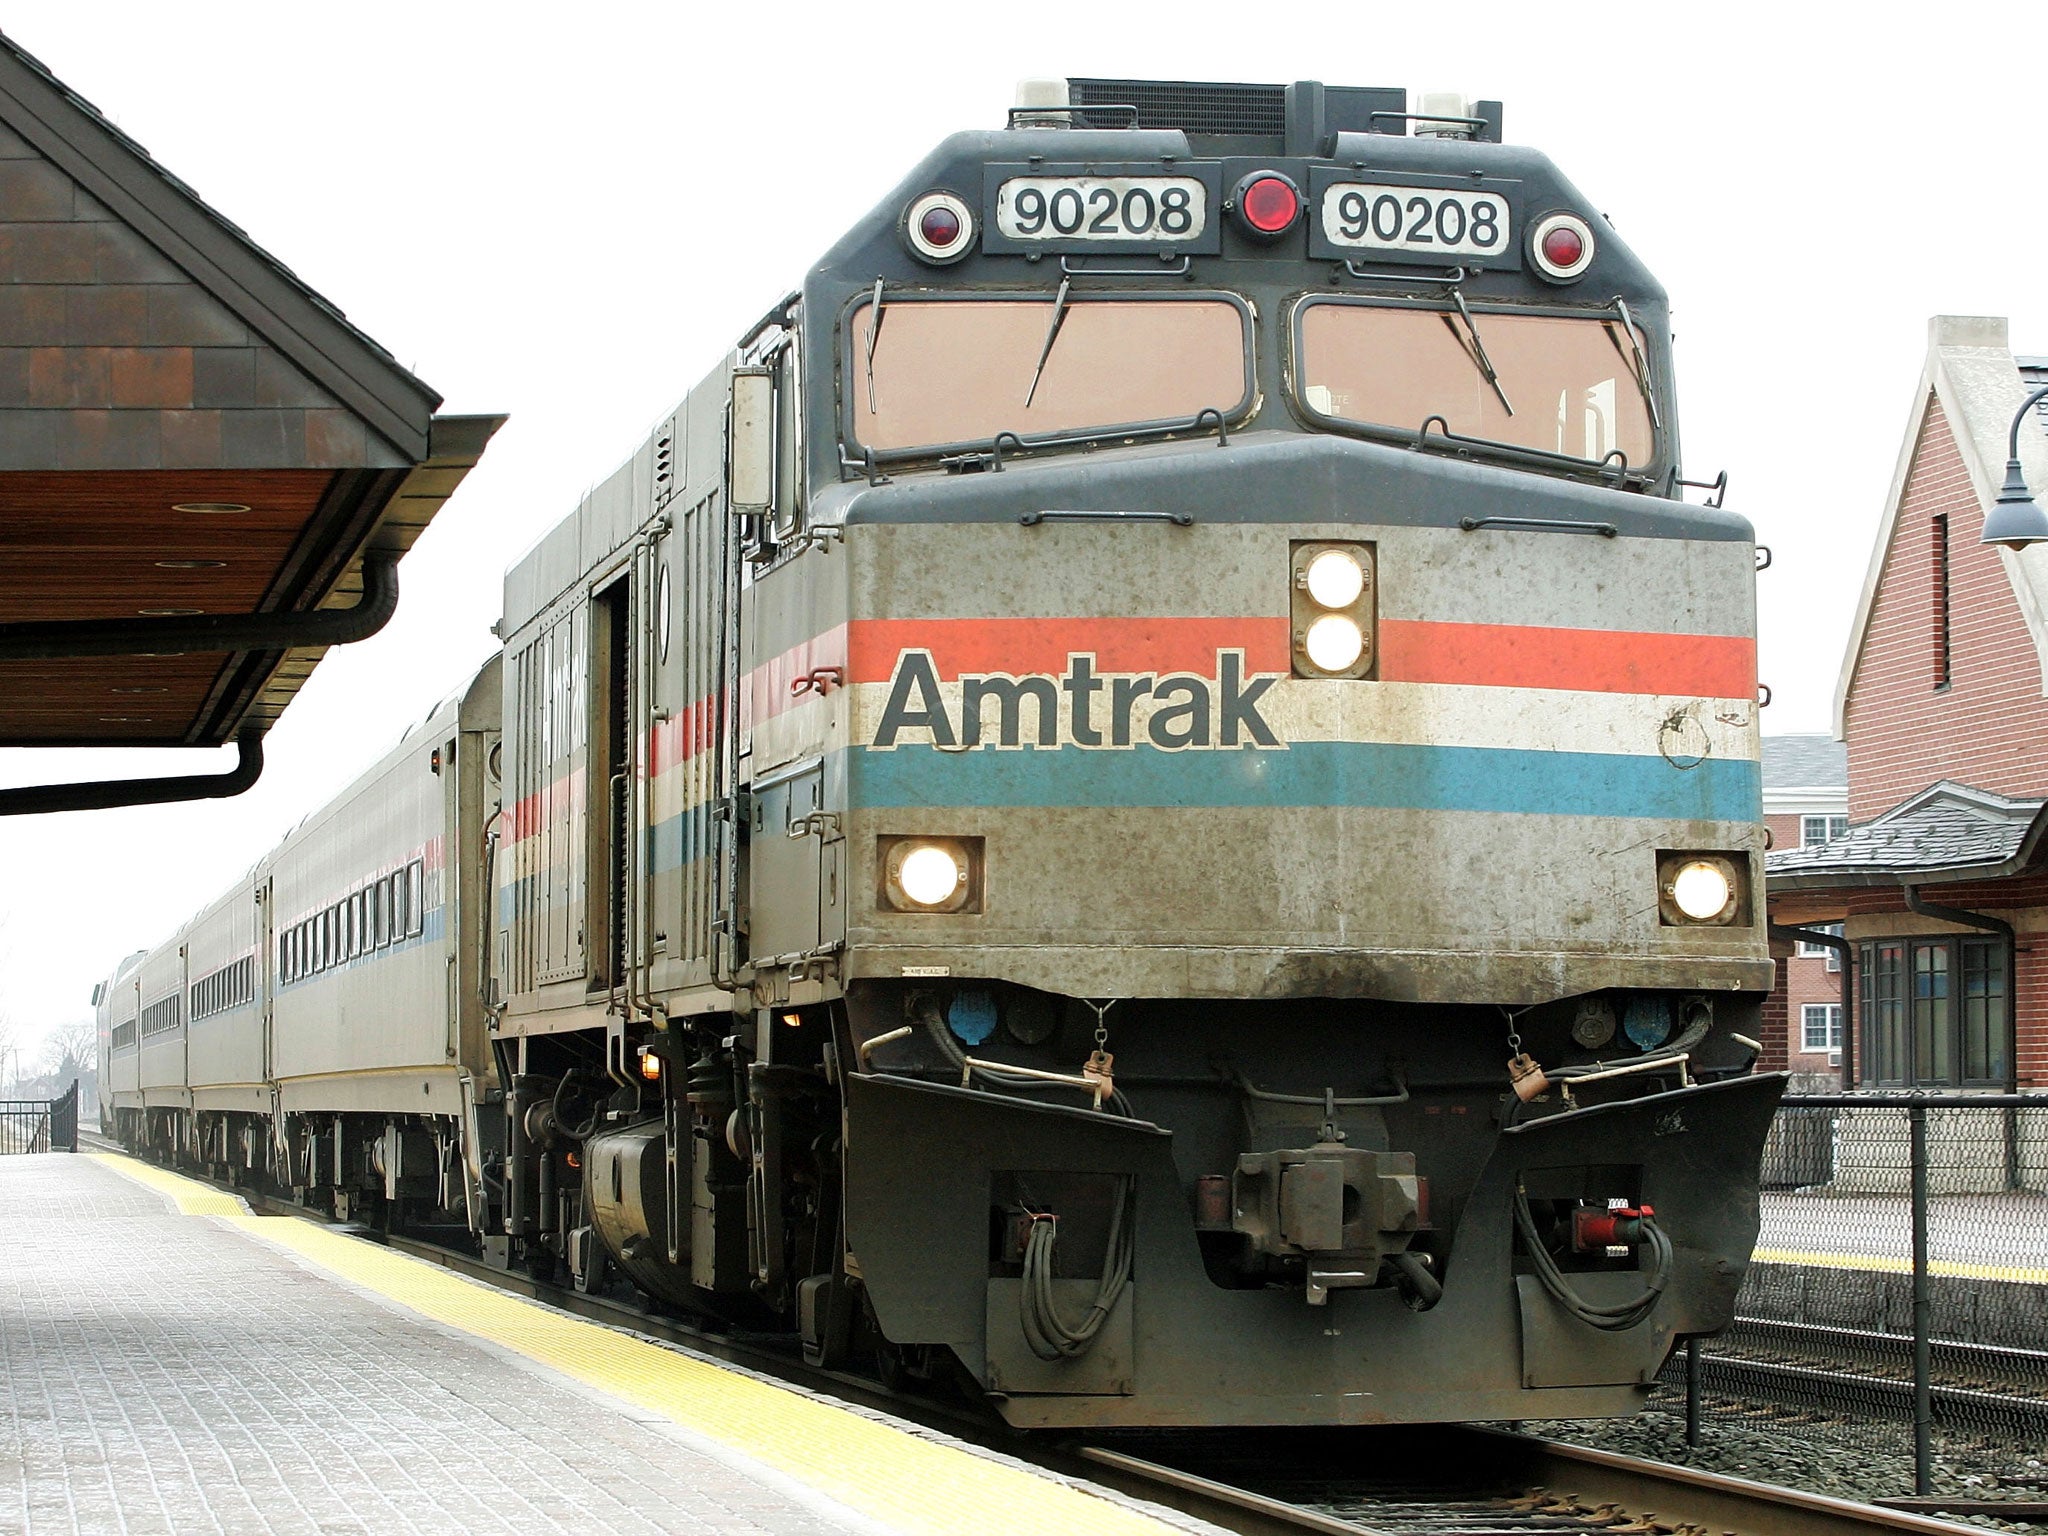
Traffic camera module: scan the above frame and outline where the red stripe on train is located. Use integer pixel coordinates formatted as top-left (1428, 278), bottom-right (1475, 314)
top-left (845, 617), bottom-right (1292, 682)
top-left (1378, 621), bottom-right (1756, 698)
top-left (505, 617), bottom-right (1754, 848)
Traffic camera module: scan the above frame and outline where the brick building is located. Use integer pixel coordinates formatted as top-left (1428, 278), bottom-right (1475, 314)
top-left (1765, 316), bottom-right (2048, 1091)
top-left (1760, 734), bottom-right (1848, 1083)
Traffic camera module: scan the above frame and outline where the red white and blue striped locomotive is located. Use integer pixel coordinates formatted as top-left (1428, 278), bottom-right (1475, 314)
top-left (100, 78), bottom-right (1782, 1427)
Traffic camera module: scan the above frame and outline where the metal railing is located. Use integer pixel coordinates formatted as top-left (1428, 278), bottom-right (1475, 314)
top-left (1645, 1093), bottom-right (2048, 1495)
top-left (0, 1080), bottom-right (78, 1155)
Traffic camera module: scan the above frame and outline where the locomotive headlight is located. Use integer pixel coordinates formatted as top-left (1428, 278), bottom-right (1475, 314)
top-left (881, 836), bottom-right (983, 914)
top-left (1303, 615), bottom-right (1365, 672)
top-left (1291, 541), bottom-right (1377, 679)
top-left (899, 845), bottom-right (962, 905)
top-left (1304, 550), bottom-right (1366, 609)
top-left (1671, 862), bottom-right (1729, 920)
top-left (1657, 852), bottom-right (1746, 926)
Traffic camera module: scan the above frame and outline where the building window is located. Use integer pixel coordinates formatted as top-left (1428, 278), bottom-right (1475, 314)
top-left (1795, 921), bottom-right (1844, 969)
top-left (1802, 1003), bottom-right (1843, 1053)
top-left (1933, 512), bottom-right (1951, 689)
top-left (1801, 815), bottom-right (1850, 847)
top-left (1861, 935), bottom-right (2008, 1086)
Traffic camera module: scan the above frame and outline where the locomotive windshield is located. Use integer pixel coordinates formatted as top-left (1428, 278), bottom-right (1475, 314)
top-left (849, 294), bottom-right (1251, 453)
top-left (1295, 299), bottom-right (1657, 468)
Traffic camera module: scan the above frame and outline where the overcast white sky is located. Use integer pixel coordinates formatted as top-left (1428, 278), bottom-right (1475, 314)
top-left (3, 0), bottom-right (2047, 1064)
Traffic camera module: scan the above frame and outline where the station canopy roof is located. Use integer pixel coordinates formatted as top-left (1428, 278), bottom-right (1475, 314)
top-left (0, 31), bottom-right (499, 751)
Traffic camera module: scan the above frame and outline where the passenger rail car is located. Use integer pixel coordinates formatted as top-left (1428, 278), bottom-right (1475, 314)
top-left (100, 78), bottom-right (1783, 1430)
top-left (99, 661), bottom-right (501, 1224)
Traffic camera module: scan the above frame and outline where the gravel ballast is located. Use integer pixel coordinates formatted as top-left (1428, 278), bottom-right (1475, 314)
top-left (1528, 1403), bottom-right (2047, 1533)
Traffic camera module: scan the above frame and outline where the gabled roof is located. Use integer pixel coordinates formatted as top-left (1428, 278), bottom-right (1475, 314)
top-left (1834, 316), bottom-right (2048, 733)
top-left (0, 31), bottom-right (437, 457)
top-left (1766, 779), bottom-right (2048, 890)
top-left (0, 30), bottom-right (502, 760)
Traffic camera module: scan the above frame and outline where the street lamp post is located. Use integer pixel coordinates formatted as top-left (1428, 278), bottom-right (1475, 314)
top-left (1981, 384), bottom-right (2048, 550)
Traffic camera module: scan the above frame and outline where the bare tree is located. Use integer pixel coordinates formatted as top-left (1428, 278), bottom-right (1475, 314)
top-left (41, 1020), bottom-right (95, 1080)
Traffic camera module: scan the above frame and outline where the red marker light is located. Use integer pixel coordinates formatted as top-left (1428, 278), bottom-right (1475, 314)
top-left (1238, 173), bottom-right (1300, 235)
top-left (1530, 211), bottom-right (1595, 281)
top-left (1540, 224), bottom-right (1584, 269)
top-left (904, 191), bottom-right (974, 264)
top-left (919, 204), bottom-right (962, 250)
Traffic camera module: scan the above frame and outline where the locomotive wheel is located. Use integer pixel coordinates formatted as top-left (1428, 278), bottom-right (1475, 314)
top-left (875, 1339), bottom-right (910, 1393)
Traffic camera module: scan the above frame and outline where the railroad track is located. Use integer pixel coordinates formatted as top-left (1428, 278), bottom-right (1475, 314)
top-left (1673, 1318), bottom-right (2048, 1438)
top-left (1070, 1430), bottom-right (2024, 1536)
top-left (96, 1140), bottom-right (2029, 1536)
top-left (1724, 1317), bottom-right (2048, 1393)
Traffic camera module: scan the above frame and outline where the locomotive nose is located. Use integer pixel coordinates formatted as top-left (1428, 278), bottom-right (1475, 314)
top-left (841, 429), bottom-right (1765, 1011)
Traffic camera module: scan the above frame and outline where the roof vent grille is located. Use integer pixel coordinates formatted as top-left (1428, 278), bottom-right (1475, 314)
top-left (1066, 77), bottom-right (1286, 135)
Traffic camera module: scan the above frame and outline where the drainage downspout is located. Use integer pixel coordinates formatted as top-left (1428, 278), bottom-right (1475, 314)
top-left (0, 729), bottom-right (264, 816)
top-left (1770, 922), bottom-right (1854, 1087)
top-left (0, 551), bottom-right (398, 659)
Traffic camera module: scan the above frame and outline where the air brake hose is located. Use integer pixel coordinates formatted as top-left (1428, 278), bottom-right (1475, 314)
top-left (1387, 1250), bottom-right (1443, 1310)
top-left (1512, 1185), bottom-right (1671, 1332)
top-left (1020, 1177), bottom-right (1135, 1361)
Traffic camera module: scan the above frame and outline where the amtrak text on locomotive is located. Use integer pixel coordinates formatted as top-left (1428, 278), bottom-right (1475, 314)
top-left (871, 649), bottom-right (1281, 751)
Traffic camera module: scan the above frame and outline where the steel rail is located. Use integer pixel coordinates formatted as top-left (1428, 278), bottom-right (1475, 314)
top-left (1074, 1431), bottom-right (2007, 1536)
top-left (1497, 1434), bottom-right (1999, 1536)
top-left (1681, 1349), bottom-right (2048, 1437)
top-left (1724, 1316), bottom-right (2048, 1379)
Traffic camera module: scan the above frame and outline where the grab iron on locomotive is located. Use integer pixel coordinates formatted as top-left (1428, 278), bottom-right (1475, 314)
top-left (95, 78), bottom-right (1783, 1428)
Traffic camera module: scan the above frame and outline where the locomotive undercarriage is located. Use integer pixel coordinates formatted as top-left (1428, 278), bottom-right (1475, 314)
top-left (112, 1104), bottom-right (482, 1236)
top-left (457, 978), bottom-right (1781, 1426)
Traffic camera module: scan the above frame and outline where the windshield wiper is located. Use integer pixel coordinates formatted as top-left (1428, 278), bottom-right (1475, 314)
top-left (864, 277), bottom-right (885, 414)
top-left (1603, 296), bottom-right (1662, 432)
top-left (1024, 276), bottom-right (1072, 409)
top-left (1441, 286), bottom-right (1514, 417)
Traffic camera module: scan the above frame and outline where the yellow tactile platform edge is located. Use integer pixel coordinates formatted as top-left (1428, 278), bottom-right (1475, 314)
top-left (1753, 1246), bottom-right (2048, 1285)
top-left (91, 1153), bottom-right (1184, 1536)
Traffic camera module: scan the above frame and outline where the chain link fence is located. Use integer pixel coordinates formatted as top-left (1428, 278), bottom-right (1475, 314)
top-left (1632, 1095), bottom-right (2048, 1497)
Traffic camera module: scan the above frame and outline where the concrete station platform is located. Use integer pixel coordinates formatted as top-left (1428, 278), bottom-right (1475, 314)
top-left (1742, 1190), bottom-right (2048, 1350)
top-left (0, 1154), bottom-right (1214, 1536)
top-left (1757, 1190), bottom-right (2048, 1282)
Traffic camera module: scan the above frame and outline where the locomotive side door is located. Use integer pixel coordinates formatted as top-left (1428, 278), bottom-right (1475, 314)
top-left (731, 322), bottom-right (827, 973)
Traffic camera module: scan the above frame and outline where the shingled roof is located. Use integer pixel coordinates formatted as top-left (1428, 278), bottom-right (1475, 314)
top-left (1761, 733), bottom-right (1846, 791)
top-left (0, 29), bottom-right (499, 762)
top-left (1766, 780), bottom-right (2048, 890)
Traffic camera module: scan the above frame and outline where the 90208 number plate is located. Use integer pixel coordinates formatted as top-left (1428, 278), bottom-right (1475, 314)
top-left (995, 175), bottom-right (1209, 244)
top-left (1317, 182), bottom-right (1512, 262)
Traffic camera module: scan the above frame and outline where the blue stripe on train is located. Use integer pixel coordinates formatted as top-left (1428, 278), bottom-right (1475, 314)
top-left (495, 742), bottom-right (1758, 921)
top-left (845, 741), bottom-right (1761, 821)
